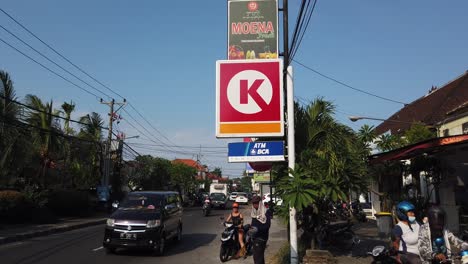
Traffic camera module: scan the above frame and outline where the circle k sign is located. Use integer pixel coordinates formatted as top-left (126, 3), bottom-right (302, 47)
top-left (216, 59), bottom-right (284, 138)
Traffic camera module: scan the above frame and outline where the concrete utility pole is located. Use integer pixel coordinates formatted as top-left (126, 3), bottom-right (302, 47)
top-left (100, 98), bottom-right (126, 201)
top-left (280, 0), bottom-right (298, 263)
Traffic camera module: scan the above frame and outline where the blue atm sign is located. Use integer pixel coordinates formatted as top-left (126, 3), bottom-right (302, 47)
top-left (228, 141), bottom-right (285, 163)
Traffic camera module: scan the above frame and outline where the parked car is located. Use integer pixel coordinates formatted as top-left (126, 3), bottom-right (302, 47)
top-left (235, 192), bottom-right (248, 205)
top-left (103, 191), bottom-right (183, 255)
top-left (263, 193), bottom-right (283, 206)
top-left (210, 192), bottom-right (227, 209)
top-left (229, 192), bottom-right (238, 201)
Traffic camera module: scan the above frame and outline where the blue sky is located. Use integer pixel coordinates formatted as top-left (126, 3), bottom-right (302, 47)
top-left (1, 0), bottom-right (467, 177)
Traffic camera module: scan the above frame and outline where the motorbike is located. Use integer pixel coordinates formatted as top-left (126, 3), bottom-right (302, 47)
top-left (315, 219), bottom-right (360, 250)
top-left (219, 220), bottom-right (252, 262)
top-left (202, 198), bottom-right (211, 216)
top-left (351, 200), bottom-right (367, 222)
top-left (367, 245), bottom-right (399, 264)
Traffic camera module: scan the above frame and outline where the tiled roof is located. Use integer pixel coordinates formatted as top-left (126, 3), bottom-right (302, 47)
top-left (172, 159), bottom-right (203, 170)
top-left (375, 71), bottom-right (468, 135)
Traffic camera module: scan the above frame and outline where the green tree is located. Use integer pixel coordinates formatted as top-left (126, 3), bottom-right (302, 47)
top-left (404, 122), bottom-right (436, 145)
top-left (25, 94), bottom-right (61, 187)
top-left (171, 162), bottom-right (196, 196)
top-left (0, 71), bottom-right (22, 186)
top-left (275, 98), bottom-right (369, 221)
top-left (61, 101), bottom-right (75, 136)
top-left (211, 167), bottom-right (222, 177)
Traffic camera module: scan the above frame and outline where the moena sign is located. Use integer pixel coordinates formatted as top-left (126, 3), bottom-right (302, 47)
top-left (216, 59), bottom-right (283, 138)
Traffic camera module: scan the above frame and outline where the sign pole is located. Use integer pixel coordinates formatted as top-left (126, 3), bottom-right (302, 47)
top-left (287, 65), bottom-right (297, 264)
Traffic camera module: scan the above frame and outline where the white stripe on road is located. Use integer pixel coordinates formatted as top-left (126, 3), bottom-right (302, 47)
top-left (92, 246), bottom-right (103, 252)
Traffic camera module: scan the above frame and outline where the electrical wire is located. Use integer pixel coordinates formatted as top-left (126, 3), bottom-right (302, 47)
top-left (0, 24), bottom-right (112, 100)
top-left (0, 7), bottom-right (125, 100)
top-left (0, 36), bottom-right (101, 99)
top-left (293, 59), bottom-right (409, 105)
top-left (0, 94), bottom-right (109, 130)
top-left (289, 0), bottom-right (318, 63)
top-left (0, 7), bottom-right (176, 149)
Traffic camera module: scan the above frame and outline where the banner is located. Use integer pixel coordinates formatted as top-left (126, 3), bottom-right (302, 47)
top-left (228, 0), bottom-right (278, 60)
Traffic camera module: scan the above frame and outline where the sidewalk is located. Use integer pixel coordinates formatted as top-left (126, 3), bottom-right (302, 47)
top-left (334, 219), bottom-right (390, 264)
top-left (0, 213), bottom-right (108, 245)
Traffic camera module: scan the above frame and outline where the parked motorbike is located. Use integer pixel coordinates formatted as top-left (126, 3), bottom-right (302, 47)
top-left (351, 200), bottom-right (367, 222)
top-left (219, 219), bottom-right (252, 262)
top-left (202, 198), bottom-right (211, 216)
top-left (367, 245), bottom-right (399, 264)
top-left (315, 219), bottom-right (359, 250)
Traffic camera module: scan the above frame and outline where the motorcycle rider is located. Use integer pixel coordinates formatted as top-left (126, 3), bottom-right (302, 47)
top-left (225, 202), bottom-right (246, 257)
top-left (391, 201), bottom-right (422, 264)
top-left (418, 206), bottom-right (468, 264)
top-left (250, 195), bottom-right (271, 264)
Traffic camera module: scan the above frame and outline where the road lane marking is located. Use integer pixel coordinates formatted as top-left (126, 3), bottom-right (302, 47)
top-left (92, 246), bottom-right (103, 251)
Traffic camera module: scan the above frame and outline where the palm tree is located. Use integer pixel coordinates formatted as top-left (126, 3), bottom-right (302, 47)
top-left (277, 98), bottom-right (369, 222)
top-left (24, 94), bottom-right (60, 187)
top-left (0, 71), bottom-right (21, 186)
top-left (76, 112), bottom-right (104, 188)
top-left (61, 101), bottom-right (75, 135)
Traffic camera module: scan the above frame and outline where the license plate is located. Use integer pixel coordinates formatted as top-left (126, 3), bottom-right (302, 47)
top-left (120, 233), bottom-right (137, 240)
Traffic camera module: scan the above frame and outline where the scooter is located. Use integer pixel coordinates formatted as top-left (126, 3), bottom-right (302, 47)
top-left (315, 219), bottom-right (360, 250)
top-left (202, 198), bottom-right (211, 217)
top-left (219, 219), bottom-right (252, 262)
top-left (367, 245), bottom-right (399, 264)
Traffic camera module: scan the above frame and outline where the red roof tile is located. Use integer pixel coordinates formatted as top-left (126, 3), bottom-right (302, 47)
top-left (172, 159), bottom-right (203, 170)
top-left (375, 71), bottom-right (468, 135)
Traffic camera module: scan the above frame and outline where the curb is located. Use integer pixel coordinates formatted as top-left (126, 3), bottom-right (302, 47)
top-left (0, 218), bottom-right (107, 245)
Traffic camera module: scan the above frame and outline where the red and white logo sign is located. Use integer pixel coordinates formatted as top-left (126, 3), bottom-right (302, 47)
top-left (216, 59), bottom-right (283, 138)
top-left (247, 2), bottom-right (258, 12)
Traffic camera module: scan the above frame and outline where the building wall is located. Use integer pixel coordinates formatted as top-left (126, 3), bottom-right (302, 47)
top-left (438, 115), bottom-right (468, 136)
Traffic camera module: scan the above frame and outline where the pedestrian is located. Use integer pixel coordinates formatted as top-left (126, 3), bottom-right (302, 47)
top-left (418, 206), bottom-right (468, 264)
top-left (391, 201), bottom-right (422, 264)
top-left (225, 202), bottom-right (246, 257)
top-left (250, 195), bottom-right (271, 264)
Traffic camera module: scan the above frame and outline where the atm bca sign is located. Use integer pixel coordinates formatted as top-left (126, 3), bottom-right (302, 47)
top-left (216, 59), bottom-right (283, 138)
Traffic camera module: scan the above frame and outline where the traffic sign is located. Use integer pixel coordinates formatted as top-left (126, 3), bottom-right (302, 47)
top-left (228, 141), bottom-right (284, 162)
top-left (216, 59), bottom-right (283, 137)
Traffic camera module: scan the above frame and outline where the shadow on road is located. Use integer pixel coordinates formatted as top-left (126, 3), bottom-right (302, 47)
top-left (114, 233), bottom-right (217, 257)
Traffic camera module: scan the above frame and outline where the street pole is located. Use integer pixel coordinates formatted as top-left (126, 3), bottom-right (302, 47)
top-left (281, 0), bottom-right (298, 263)
top-left (100, 98), bottom-right (126, 201)
top-left (287, 66), bottom-right (297, 264)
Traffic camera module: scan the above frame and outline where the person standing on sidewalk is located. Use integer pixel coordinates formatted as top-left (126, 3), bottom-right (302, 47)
top-left (250, 196), bottom-right (271, 264)
top-left (391, 201), bottom-right (422, 264)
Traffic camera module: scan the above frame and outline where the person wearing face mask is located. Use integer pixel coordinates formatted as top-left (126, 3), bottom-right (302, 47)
top-left (418, 206), bottom-right (468, 264)
top-left (391, 201), bottom-right (422, 264)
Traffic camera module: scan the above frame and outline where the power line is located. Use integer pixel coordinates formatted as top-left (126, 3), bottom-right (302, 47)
top-left (0, 37), bottom-right (101, 99)
top-left (289, 0), bottom-right (319, 63)
top-left (0, 7), bottom-right (126, 100)
top-left (0, 115), bottom-right (103, 144)
top-left (128, 142), bottom-right (227, 149)
top-left (0, 7), bottom-right (183, 150)
top-left (121, 108), bottom-right (175, 152)
top-left (0, 24), bottom-right (112, 100)
top-left (292, 59), bottom-right (409, 105)
top-left (0, 94), bottom-right (108, 130)
top-left (128, 103), bottom-right (176, 146)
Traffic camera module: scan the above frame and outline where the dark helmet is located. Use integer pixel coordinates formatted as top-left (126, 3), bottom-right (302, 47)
top-left (427, 206), bottom-right (446, 231)
top-left (396, 201), bottom-right (416, 221)
top-left (251, 196), bottom-right (261, 204)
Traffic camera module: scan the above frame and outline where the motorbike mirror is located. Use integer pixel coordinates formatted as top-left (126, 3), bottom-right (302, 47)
top-left (112, 201), bottom-right (119, 208)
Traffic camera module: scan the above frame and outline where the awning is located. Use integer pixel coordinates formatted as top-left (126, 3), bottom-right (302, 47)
top-left (369, 134), bottom-right (468, 164)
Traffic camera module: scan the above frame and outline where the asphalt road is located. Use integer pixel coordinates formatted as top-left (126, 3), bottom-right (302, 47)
top-left (0, 205), bottom-right (260, 264)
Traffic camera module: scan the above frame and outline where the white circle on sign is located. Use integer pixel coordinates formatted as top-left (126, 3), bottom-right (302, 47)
top-left (227, 70), bottom-right (272, 114)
